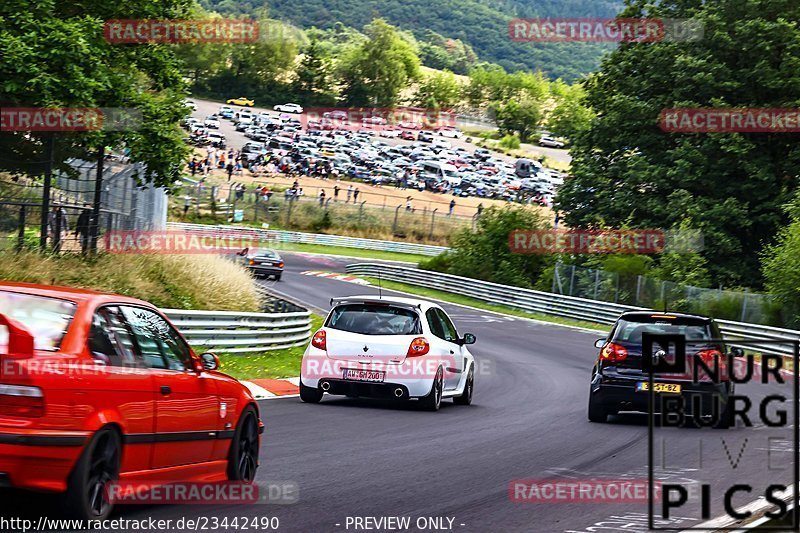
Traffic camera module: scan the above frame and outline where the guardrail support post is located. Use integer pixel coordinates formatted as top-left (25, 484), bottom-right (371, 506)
top-left (429, 208), bottom-right (438, 240)
top-left (392, 205), bottom-right (401, 234)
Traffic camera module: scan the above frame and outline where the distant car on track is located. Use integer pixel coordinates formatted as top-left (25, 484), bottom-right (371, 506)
top-left (588, 311), bottom-right (740, 427)
top-left (0, 282), bottom-right (262, 520)
top-left (238, 248), bottom-right (284, 280)
top-left (300, 295), bottom-right (476, 410)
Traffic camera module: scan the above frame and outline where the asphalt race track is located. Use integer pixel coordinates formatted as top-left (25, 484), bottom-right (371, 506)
top-left (2, 252), bottom-right (794, 532)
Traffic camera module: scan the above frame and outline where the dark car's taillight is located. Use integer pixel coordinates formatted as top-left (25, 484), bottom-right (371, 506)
top-left (0, 384), bottom-right (45, 417)
top-left (599, 342), bottom-right (628, 362)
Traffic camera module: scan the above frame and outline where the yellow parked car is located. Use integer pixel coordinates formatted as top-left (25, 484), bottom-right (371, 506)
top-left (226, 96), bottom-right (254, 106)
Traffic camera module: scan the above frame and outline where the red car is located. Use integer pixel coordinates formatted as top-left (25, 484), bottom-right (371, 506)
top-left (400, 130), bottom-right (416, 141)
top-left (0, 282), bottom-right (262, 519)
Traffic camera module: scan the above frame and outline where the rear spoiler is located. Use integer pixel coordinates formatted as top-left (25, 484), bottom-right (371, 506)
top-left (330, 297), bottom-right (421, 310)
top-left (0, 313), bottom-right (35, 360)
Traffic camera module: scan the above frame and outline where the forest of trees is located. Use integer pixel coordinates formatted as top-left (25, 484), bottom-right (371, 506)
top-left (199, 0), bottom-right (623, 80)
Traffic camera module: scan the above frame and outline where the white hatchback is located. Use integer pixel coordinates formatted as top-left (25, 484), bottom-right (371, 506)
top-left (300, 295), bottom-right (476, 410)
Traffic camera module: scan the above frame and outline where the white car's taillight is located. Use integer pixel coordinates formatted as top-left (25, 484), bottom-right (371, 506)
top-left (311, 330), bottom-right (327, 351)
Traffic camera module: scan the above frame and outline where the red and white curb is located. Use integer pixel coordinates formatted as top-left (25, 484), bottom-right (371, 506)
top-left (301, 270), bottom-right (370, 285)
top-left (242, 377), bottom-right (300, 400)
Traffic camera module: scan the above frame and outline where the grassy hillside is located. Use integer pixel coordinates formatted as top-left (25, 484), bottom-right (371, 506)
top-left (202, 0), bottom-right (622, 80)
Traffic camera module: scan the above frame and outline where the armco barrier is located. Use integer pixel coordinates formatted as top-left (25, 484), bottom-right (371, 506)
top-left (166, 222), bottom-right (448, 257)
top-left (164, 308), bottom-right (312, 354)
top-left (345, 263), bottom-right (800, 357)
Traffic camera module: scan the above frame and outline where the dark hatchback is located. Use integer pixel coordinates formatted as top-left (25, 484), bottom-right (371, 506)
top-left (588, 311), bottom-right (741, 427)
top-left (240, 248), bottom-right (284, 280)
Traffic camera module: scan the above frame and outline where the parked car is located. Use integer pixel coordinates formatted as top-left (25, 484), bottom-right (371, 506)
top-left (207, 132), bottom-right (226, 148)
top-left (274, 103), bottom-right (303, 114)
top-left (299, 295), bottom-right (476, 410)
top-left (203, 115), bottom-right (221, 129)
top-left (538, 135), bottom-right (565, 148)
top-left (418, 131), bottom-right (434, 143)
top-left (0, 282), bottom-right (263, 519)
top-left (183, 99), bottom-right (197, 111)
top-left (227, 96), bottom-right (254, 106)
top-left (437, 127), bottom-right (462, 138)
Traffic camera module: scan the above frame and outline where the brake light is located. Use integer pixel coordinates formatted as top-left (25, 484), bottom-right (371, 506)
top-left (311, 330), bottom-right (327, 350)
top-left (600, 342), bottom-right (628, 362)
top-left (249, 259), bottom-right (256, 265)
top-left (0, 384), bottom-right (44, 417)
top-left (277, 262), bottom-right (284, 268)
top-left (407, 337), bottom-right (430, 357)
top-left (696, 349), bottom-right (726, 377)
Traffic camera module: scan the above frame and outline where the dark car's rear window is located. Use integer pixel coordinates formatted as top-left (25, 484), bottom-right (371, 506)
top-left (326, 304), bottom-right (422, 336)
top-left (0, 290), bottom-right (77, 351)
top-left (612, 316), bottom-right (712, 345)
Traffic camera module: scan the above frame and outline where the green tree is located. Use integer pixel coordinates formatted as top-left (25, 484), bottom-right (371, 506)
top-left (420, 206), bottom-right (551, 287)
top-left (414, 70), bottom-right (461, 109)
top-left (762, 193), bottom-right (800, 327)
top-left (293, 38), bottom-right (337, 104)
top-left (556, 0), bottom-right (800, 287)
top-left (547, 82), bottom-right (594, 139)
top-left (0, 0), bottom-right (192, 187)
top-left (492, 98), bottom-right (543, 143)
top-left (339, 19), bottom-right (420, 107)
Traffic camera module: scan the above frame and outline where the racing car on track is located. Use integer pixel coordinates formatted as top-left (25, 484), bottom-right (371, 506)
top-left (299, 295), bottom-right (476, 410)
top-left (0, 282), bottom-right (262, 520)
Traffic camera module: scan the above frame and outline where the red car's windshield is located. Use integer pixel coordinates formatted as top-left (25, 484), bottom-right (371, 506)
top-left (0, 290), bottom-right (77, 351)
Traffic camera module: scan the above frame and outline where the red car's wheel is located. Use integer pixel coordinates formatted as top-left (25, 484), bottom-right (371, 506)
top-left (64, 427), bottom-right (121, 520)
top-left (228, 407), bottom-right (259, 482)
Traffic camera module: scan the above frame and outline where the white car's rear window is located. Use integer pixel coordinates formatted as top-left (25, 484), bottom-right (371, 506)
top-left (0, 290), bottom-right (77, 351)
top-left (326, 304), bottom-right (422, 336)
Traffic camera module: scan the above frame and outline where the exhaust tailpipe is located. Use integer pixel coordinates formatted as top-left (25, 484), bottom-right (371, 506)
top-left (394, 388), bottom-right (404, 398)
top-left (321, 381), bottom-right (330, 391)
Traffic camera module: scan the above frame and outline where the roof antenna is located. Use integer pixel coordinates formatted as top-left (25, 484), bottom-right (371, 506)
top-left (377, 271), bottom-right (383, 299)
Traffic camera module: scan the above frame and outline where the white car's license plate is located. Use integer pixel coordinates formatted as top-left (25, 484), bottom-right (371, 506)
top-left (343, 369), bottom-right (385, 383)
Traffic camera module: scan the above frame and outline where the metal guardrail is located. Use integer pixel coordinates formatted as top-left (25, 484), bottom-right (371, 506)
top-left (345, 263), bottom-right (800, 357)
top-left (164, 308), bottom-right (312, 354)
top-left (167, 222), bottom-right (448, 256)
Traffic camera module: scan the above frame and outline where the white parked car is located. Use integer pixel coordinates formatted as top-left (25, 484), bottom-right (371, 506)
top-left (431, 138), bottom-right (452, 150)
top-left (538, 135), bottom-right (565, 148)
top-left (379, 129), bottom-right (402, 138)
top-left (203, 115), bottom-right (220, 129)
top-left (300, 295), bottom-right (476, 411)
top-left (437, 127), bottom-right (462, 138)
top-left (274, 103), bottom-right (304, 113)
top-left (184, 99), bottom-right (197, 111)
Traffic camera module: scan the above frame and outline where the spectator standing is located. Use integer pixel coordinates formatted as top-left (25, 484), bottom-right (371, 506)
top-left (226, 162), bottom-right (234, 182)
top-left (75, 205), bottom-right (91, 254)
top-left (353, 188), bottom-right (360, 203)
top-left (183, 196), bottom-right (192, 216)
top-left (406, 196), bottom-right (412, 212)
top-left (449, 199), bottom-right (456, 216)
top-left (333, 184), bottom-right (340, 202)
top-left (319, 189), bottom-right (326, 207)
top-left (476, 203), bottom-right (484, 218)
top-left (48, 206), bottom-right (68, 252)
top-left (347, 185), bottom-right (353, 203)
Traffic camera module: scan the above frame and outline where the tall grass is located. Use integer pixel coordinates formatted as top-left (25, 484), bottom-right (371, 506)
top-left (0, 251), bottom-right (261, 312)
